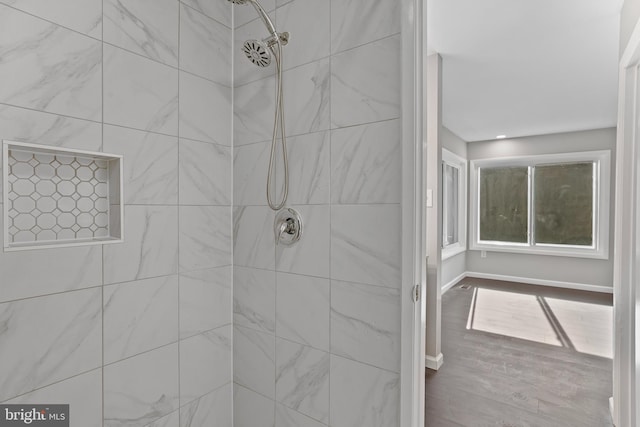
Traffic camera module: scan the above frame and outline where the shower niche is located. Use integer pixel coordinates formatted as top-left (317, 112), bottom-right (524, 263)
top-left (2, 140), bottom-right (124, 251)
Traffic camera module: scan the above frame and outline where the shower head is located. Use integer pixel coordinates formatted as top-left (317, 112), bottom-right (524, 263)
top-left (227, 0), bottom-right (248, 4)
top-left (242, 39), bottom-right (271, 67)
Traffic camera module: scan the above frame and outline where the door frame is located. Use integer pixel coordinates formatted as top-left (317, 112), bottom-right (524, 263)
top-left (613, 16), bottom-right (640, 427)
top-left (400, 0), bottom-right (427, 426)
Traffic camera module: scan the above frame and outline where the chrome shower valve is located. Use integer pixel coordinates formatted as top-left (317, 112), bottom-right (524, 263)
top-left (274, 208), bottom-right (302, 246)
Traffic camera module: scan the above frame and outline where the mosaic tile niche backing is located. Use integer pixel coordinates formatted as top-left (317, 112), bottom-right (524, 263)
top-left (3, 141), bottom-right (123, 250)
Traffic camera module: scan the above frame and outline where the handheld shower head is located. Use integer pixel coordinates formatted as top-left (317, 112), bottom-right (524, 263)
top-left (242, 40), bottom-right (271, 67)
top-left (227, 0), bottom-right (248, 4)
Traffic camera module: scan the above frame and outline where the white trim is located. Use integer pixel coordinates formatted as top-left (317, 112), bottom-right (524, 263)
top-left (441, 245), bottom-right (465, 260)
top-left (441, 148), bottom-right (467, 260)
top-left (442, 271), bottom-right (466, 294)
top-left (469, 150), bottom-right (611, 260)
top-left (400, 0), bottom-right (426, 426)
top-left (425, 353), bottom-right (443, 370)
top-left (613, 14), bottom-right (640, 425)
top-left (465, 271), bottom-right (613, 294)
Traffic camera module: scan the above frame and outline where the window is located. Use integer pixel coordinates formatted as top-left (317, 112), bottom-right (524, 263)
top-left (470, 150), bottom-right (610, 259)
top-left (441, 149), bottom-right (467, 259)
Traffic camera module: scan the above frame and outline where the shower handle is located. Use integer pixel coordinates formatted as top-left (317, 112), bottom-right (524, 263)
top-left (274, 208), bottom-right (302, 246)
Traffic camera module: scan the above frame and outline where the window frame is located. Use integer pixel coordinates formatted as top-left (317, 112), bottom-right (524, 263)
top-left (441, 149), bottom-right (467, 260)
top-left (469, 150), bottom-right (610, 259)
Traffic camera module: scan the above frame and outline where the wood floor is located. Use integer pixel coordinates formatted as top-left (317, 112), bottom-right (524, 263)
top-left (425, 278), bottom-right (613, 427)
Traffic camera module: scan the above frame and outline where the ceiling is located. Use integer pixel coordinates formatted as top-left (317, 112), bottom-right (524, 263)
top-left (427, 0), bottom-right (624, 142)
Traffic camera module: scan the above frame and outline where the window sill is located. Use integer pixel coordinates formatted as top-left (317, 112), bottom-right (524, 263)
top-left (442, 244), bottom-right (466, 260)
top-left (469, 242), bottom-right (608, 260)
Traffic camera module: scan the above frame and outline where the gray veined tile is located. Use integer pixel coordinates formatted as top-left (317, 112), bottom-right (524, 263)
top-left (104, 125), bottom-right (178, 205)
top-left (179, 384), bottom-right (232, 427)
top-left (0, 0), bottom-right (102, 38)
top-left (234, 77), bottom-right (276, 146)
top-left (103, 44), bottom-right (178, 135)
top-left (179, 71), bottom-right (231, 146)
top-left (0, 288), bottom-right (102, 402)
top-left (147, 410), bottom-right (180, 427)
top-left (234, 266), bottom-right (276, 333)
top-left (330, 205), bottom-right (401, 288)
top-left (234, 385), bottom-right (275, 427)
top-left (233, 141), bottom-right (270, 206)
top-left (103, 275), bottom-right (179, 365)
top-left (275, 131), bottom-right (330, 205)
top-left (0, 5), bottom-right (102, 121)
top-left (0, 104), bottom-right (102, 150)
top-left (275, 339), bottom-right (329, 423)
top-left (180, 326), bottom-right (232, 405)
top-left (330, 0), bottom-right (400, 54)
top-left (179, 206), bottom-right (232, 272)
top-left (104, 344), bottom-right (180, 427)
top-left (0, 105), bottom-right (103, 201)
top-left (180, 3), bottom-right (231, 86)
top-left (0, 228), bottom-right (102, 303)
top-left (233, 0), bottom-right (275, 29)
top-left (331, 280), bottom-right (401, 372)
top-left (103, 205), bottom-right (178, 285)
top-left (283, 59), bottom-right (330, 137)
top-left (276, 205), bottom-right (330, 278)
top-left (331, 119), bottom-right (401, 204)
top-left (234, 325), bottom-right (276, 399)
top-left (276, 404), bottom-right (326, 427)
top-left (275, 0), bottom-right (330, 71)
top-left (180, 266), bottom-right (232, 339)
top-left (330, 355), bottom-right (399, 427)
top-left (179, 138), bottom-right (231, 205)
top-left (181, 0), bottom-right (231, 28)
top-left (103, 0), bottom-right (179, 66)
top-left (233, 206), bottom-right (275, 270)
top-left (6, 369), bottom-right (102, 427)
top-left (331, 35), bottom-right (401, 129)
top-left (275, 272), bottom-right (329, 351)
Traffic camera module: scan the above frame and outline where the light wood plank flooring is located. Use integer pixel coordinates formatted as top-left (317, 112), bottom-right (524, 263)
top-left (425, 278), bottom-right (613, 427)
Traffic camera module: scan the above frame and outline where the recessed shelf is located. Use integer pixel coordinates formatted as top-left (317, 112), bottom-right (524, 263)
top-left (3, 140), bottom-right (124, 251)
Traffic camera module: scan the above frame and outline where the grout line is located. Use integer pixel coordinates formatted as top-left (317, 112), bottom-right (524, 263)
top-left (177, 1), bottom-right (183, 419)
top-left (328, 0), bottom-right (333, 418)
top-left (230, 1), bottom-right (236, 425)
top-left (100, 6), bottom-right (105, 422)
top-left (0, 367), bottom-right (103, 404)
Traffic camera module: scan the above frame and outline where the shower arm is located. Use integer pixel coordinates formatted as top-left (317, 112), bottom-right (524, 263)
top-left (246, 0), bottom-right (289, 46)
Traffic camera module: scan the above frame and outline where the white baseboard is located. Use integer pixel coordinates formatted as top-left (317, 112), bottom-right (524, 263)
top-left (442, 272), bottom-right (467, 295)
top-left (425, 353), bottom-right (443, 371)
top-left (464, 271), bottom-right (613, 294)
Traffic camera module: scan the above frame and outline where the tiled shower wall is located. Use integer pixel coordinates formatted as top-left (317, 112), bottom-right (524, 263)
top-left (0, 1), bottom-right (232, 426)
top-left (232, 0), bottom-right (402, 426)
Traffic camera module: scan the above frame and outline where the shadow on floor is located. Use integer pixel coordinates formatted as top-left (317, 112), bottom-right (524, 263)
top-left (425, 278), bottom-right (613, 427)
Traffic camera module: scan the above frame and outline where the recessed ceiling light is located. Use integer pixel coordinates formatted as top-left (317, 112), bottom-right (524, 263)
top-left (496, 135), bottom-right (506, 139)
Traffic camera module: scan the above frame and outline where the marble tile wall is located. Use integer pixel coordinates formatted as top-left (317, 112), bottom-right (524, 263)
top-left (0, 1), bottom-right (232, 426)
top-left (233, 0), bottom-right (402, 426)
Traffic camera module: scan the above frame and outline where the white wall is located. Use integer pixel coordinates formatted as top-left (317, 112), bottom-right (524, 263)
top-left (466, 128), bottom-right (616, 289)
top-left (441, 127), bottom-right (467, 290)
top-left (621, 0), bottom-right (640, 55)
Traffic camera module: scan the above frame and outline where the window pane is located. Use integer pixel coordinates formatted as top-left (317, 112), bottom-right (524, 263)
top-left (534, 162), bottom-right (593, 246)
top-left (479, 167), bottom-right (528, 243)
top-left (442, 163), bottom-right (459, 247)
